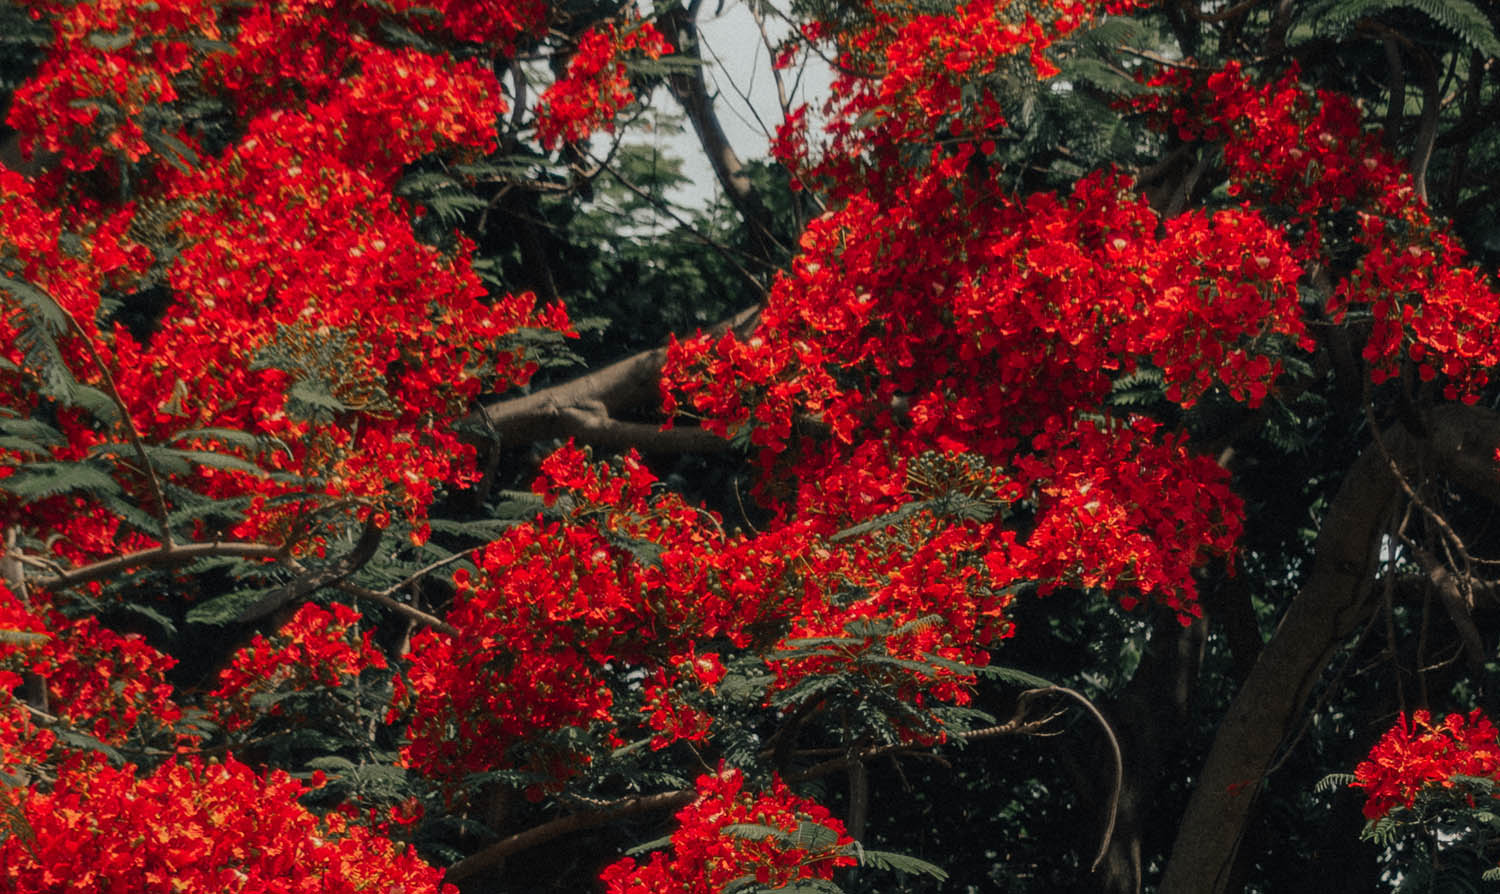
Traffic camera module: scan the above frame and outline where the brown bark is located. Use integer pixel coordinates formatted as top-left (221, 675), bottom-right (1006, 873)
top-left (473, 305), bottom-right (758, 451)
top-left (1158, 404), bottom-right (1500, 894)
top-left (1092, 613), bottom-right (1207, 894)
top-left (658, 3), bottom-right (781, 269)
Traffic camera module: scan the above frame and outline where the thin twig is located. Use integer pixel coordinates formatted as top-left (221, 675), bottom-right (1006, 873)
top-left (49, 292), bottom-right (174, 547)
top-left (448, 697), bottom-right (1068, 881)
top-left (335, 582), bottom-right (458, 636)
top-left (36, 540), bottom-right (287, 591)
top-left (376, 546), bottom-right (486, 599)
top-left (1364, 402), bottom-right (1473, 574)
top-left (593, 153), bottom-right (769, 291)
top-left (1029, 686), bottom-right (1123, 873)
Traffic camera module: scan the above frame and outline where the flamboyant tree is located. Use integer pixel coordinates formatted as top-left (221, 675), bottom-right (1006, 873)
top-left (4, 0), bottom-right (1500, 891)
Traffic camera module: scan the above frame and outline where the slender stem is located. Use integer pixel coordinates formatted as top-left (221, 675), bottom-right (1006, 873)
top-left (37, 541), bottom-right (286, 591)
top-left (51, 291), bottom-right (174, 547)
top-left (335, 582), bottom-right (458, 636)
top-left (447, 691), bottom-right (1088, 882)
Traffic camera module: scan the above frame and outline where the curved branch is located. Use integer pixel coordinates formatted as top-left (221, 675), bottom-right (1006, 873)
top-left (474, 305), bottom-right (759, 450)
top-left (1024, 685), bottom-right (1123, 873)
top-left (445, 687), bottom-right (1071, 882)
top-left (445, 788), bottom-right (698, 882)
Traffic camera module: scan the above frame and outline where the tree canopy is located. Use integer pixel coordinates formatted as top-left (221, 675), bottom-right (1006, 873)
top-left (4, 0), bottom-right (1500, 891)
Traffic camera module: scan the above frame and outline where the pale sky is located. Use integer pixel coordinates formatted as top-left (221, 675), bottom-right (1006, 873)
top-left (649, 0), bottom-right (832, 207)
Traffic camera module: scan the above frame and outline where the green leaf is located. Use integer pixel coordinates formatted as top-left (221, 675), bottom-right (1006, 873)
top-left (0, 416), bottom-right (65, 454)
top-left (624, 835), bottom-right (672, 856)
top-left (1315, 772), bottom-right (1357, 793)
top-left (979, 664), bottom-right (1057, 690)
top-left (1, 275), bottom-right (79, 403)
top-left (85, 27), bottom-right (135, 51)
top-left (1060, 56), bottom-right (1144, 96)
top-left (54, 726), bottom-right (125, 765)
top-left (185, 587), bottom-right (281, 626)
top-left (0, 462), bottom-right (122, 500)
top-left (305, 756), bottom-right (358, 771)
top-left (852, 846), bottom-right (950, 881)
top-left (153, 447), bottom-right (274, 477)
top-left (288, 378), bottom-right (350, 413)
top-left (725, 879), bottom-right (843, 894)
top-left (1300, 0), bottom-right (1500, 56)
top-left (143, 129), bottom-right (200, 173)
top-left (114, 600), bottom-right (178, 636)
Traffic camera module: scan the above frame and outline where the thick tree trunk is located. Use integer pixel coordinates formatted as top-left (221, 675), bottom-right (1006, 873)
top-left (1095, 613), bottom-right (1207, 894)
top-left (1158, 404), bottom-right (1500, 893)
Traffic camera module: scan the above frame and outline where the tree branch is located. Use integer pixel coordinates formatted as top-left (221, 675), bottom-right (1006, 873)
top-left (1158, 404), bottom-right (1500, 894)
top-left (35, 540), bottom-right (287, 591)
top-left (658, 5), bottom-right (781, 270)
top-left (444, 687), bottom-right (1109, 884)
top-left (334, 582), bottom-right (457, 635)
top-left (474, 305), bottom-right (758, 450)
top-left (445, 788), bottom-right (698, 882)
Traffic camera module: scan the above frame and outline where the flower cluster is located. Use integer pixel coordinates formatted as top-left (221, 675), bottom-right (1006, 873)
top-left (3, 0), bottom-right (578, 560)
top-left (778, 0), bottom-right (1150, 195)
top-left (535, 19), bottom-right (671, 150)
top-left (210, 601), bottom-right (387, 732)
top-left (599, 768), bottom-right (856, 892)
top-left (398, 446), bottom-right (745, 787)
top-left (1139, 63), bottom-right (1500, 401)
top-left (1353, 710), bottom-right (1500, 820)
top-left (0, 584), bottom-right (179, 744)
top-left (664, 166), bottom-right (1272, 615)
top-left (0, 755), bottom-right (455, 894)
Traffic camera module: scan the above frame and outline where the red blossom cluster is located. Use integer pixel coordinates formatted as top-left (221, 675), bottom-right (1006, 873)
top-left (398, 445), bottom-right (746, 788)
top-left (399, 444), bottom-right (1041, 788)
top-left (0, 584), bottom-right (179, 745)
top-left (775, 0), bottom-right (1149, 195)
top-left (1353, 709), bottom-right (1500, 820)
top-left (599, 767), bottom-right (856, 892)
top-left (210, 601), bottom-right (386, 731)
top-left (535, 19), bottom-right (671, 150)
top-left (0, 755), bottom-right (455, 894)
top-left (0, 0), bottom-right (680, 887)
top-left (663, 165), bottom-right (1267, 615)
top-left (1, 0), bottom-right (581, 560)
top-left (1140, 63), bottom-right (1500, 401)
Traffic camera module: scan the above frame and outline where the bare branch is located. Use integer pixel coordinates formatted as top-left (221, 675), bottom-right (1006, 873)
top-left (334, 582), bottom-right (458, 636)
top-left (659, 4), bottom-right (782, 267)
top-left (446, 687), bottom-right (1073, 881)
top-left (474, 305), bottom-right (759, 450)
top-left (35, 540), bottom-right (287, 591)
top-left (445, 788), bottom-right (698, 882)
top-left (28, 282), bottom-right (176, 548)
top-left (236, 518), bottom-right (384, 621)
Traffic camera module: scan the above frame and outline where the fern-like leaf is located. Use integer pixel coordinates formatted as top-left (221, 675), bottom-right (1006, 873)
top-left (1302, 0), bottom-right (1500, 57)
top-left (852, 845), bottom-right (950, 881)
top-left (0, 461), bottom-right (122, 500)
top-left (1315, 772), bottom-right (1357, 793)
top-left (1, 275), bottom-right (79, 403)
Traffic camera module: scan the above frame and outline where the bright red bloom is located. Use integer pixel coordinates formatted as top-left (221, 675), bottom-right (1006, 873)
top-left (599, 767), bottom-right (855, 892)
top-left (1353, 710), bottom-right (1500, 820)
top-left (0, 755), bottom-right (455, 893)
top-left (210, 601), bottom-right (387, 732)
top-left (535, 18), bottom-right (671, 150)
